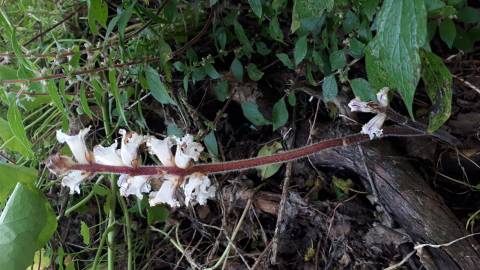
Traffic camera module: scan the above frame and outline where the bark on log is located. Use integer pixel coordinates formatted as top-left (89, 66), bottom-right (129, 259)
top-left (300, 124), bottom-right (480, 270)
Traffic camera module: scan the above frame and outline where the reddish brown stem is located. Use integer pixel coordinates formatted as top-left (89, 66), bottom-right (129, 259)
top-left (71, 128), bottom-right (425, 177)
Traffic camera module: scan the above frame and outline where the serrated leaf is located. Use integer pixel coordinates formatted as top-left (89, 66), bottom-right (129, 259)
top-left (350, 78), bottom-right (376, 101)
top-left (230, 58), bottom-right (244, 81)
top-left (7, 100), bottom-right (34, 159)
top-left (203, 130), bottom-right (219, 157)
top-left (276, 53), bottom-right (294, 69)
top-left (0, 183), bottom-right (57, 270)
top-left (247, 63), bottom-right (264, 81)
top-left (322, 75), bottom-right (338, 102)
top-left (272, 97), bottom-right (288, 130)
top-left (294, 35), bottom-right (308, 66)
top-left (248, 0), bottom-right (262, 18)
top-left (257, 142), bottom-right (283, 179)
top-left (439, 18), bottom-right (456, 48)
top-left (213, 80), bottom-right (229, 102)
top-left (329, 50), bottom-right (346, 70)
top-left (145, 66), bottom-right (176, 105)
top-left (80, 221), bottom-right (91, 245)
top-left (241, 101), bottom-right (271, 126)
top-left (420, 50), bottom-right (452, 132)
top-left (365, 0), bottom-right (427, 118)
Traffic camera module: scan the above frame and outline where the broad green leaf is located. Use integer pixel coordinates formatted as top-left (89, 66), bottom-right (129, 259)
top-left (359, 0), bottom-right (380, 20)
top-left (365, 0), bottom-right (427, 117)
top-left (204, 63), bottom-right (222, 79)
top-left (350, 78), bottom-right (376, 101)
top-left (247, 63), bottom-right (264, 81)
top-left (255, 42), bottom-right (271, 56)
top-left (0, 118), bottom-right (31, 158)
top-left (145, 66), bottom-right (176, 105)
top-left (80, 221), bottom-right (91, 245)
top-left (241, 101), bottom-right (271, 126)
top-left (420, 50), bottom-right (452, 132)
top-left (272, 97), bottom-right (288, 131)
top-left (147, 205), bottom-right (169, 225)
top-left (7, 101), bottom-right (34, 159)
top-left (329, 50), bottom-right (346, 70)
top-left (348, 38), bottom-right (365, 59)
top-left (322, 75), bottom-right (338, 102)
top-left (458, 7), bottom-right (480, 24)
top-left (294, 35), bottom-right (308, 66)
top-left (203, 130), bottom-right (219, 157)
top-left (0, 163), bottom-right (37, 205)
top-left (439, 18), bottom-right (456, 48)
top-left (276, 53), bottom-right (294, 69)
top-left (230, 58), bottom-right (244, 81)
top-left (257, 142), bottom-right (283, 179)
top-left (0, 183), bottom-right (57, 270)
top-left (213, 80), bottom-right (229, 102)
top-left (248, 0), bottom-right (262, 18)
top-left (291, 0), bottom-right (332, 32)
top-left (108, 70), bottom-right (129, 126)
top-left (233, 20), bottom-right (254, 56)
top-left (269, 16), bottom-right (284, 41)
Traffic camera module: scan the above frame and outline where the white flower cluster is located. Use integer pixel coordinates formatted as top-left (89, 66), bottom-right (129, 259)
top-left (348, 87), bottom-right (389, 139)
top-left (50, 128), bottom-right (216, 207)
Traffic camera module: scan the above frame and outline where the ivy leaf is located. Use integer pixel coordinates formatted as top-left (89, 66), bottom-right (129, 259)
top-left (350, 78), bottom-right (376, 101)
top-left (420, 50), bottom-right (452, 132)
top-left (257, 142), bottom-right (283, 179)
top-left (241, 101), bottom-right (271, 126)
top-left (0, 183), bottom-right (57, 270)
top-left (248, 0), bottom-right (262, 18)
top-left (272, 97), bottom-right (289, 131)
top-left (439, 18), bottom-right (456, 48)
top-left (294, 35), bottom-right (308, 66)
top-left (322, 75), bottom-right (338, 102)
top-left (145, 66), bottom-right (176, 105)
top-left (247, 63), bottom-right (264, 81)
top-left (365, 0), bottom-right (427, 118)
top-left (230, 58), bottom-right (244, 81)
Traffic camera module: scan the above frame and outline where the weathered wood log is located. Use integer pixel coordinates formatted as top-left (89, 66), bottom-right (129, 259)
top-left (301, 124), bottom-right (480, 270)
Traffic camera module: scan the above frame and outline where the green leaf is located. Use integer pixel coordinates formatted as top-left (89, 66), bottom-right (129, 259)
top-left (145, 66), bottom-right (176, 105)
top-left (203, 130), bottom-right (219, 157)
top-left (233, 20), bottom-right (254, 56)
top-left (365, 0), bottom-right (427, 118)
top-left (420, 50), bottom-right (452, 132)
top-left (241, 101), bottom-right (271, 126)
top-left (348, 38), bottom-right (365, 59)
top-left (0, 118), bottom-right (30, 158)
top-left (147, 205), bottom-right (169, 225)
top-left (276, 53), bottom-right (294, 69)
top-left (247, 63), bottom-right (264, 81)
top-left (269, 16), bottom-right (284, 41)
top-left (272, 97), bottom-right (288, 131)
top-left (350, 78), bottom-right (376, 101)
top-left (291, 0), bottom-right (332, 32)
top-left (47, 80), bottom-right (68, 117)
top-left (255, 42), bottom-right (271, 56)
top-left (166, 123), bottom-right (184, 137)
top-left (80, 221), bottom-right (91, 245)
top-left (87, 0), bottom-right (108, 34)
top-left (0, 163), bottom-right (37, 205)
top-left (204, 63), bottom-right (222, 79)
top-left (108, 70), bottom-right (129, 126)
top-left (0, 183), bottom-right (57, 270)
top-left (329, 50), bottom-right (346, 70)
top-left (248, 0), bottom-right (262, 18)
top-left (257, 142), bottom-right (283, 179)
top-left (439, 18), bottom-right (456, 48)
top-left (294, 35), bottom-right (308, 66)
top-left (230, 58), bottom-right (244, 81)
top-left (359, 0), bottom-right (380, 20)
top-left (213, 80), bottom-right (229, 102)
top-left (288, 92), bottom-right (297, 106)
top-left (458, 7), bottom-right (480, 24)
top-left (117, 3), bottom-right (134, 40)
top-left (79, 84), bottom-right (93, 117)
top-left (7, 100), bottom-right (34, 159)
top-left (322, 75), bottom-right (338, 102)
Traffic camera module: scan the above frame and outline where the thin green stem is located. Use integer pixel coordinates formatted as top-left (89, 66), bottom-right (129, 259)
top-left (62, 176), bottom-right (104, 218)
top-left (92, 223), bottom-right (117, 270)
top-left (118, 196), bottom-right (133, 270)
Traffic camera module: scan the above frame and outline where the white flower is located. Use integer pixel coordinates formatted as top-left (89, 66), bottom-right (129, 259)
top-left (149, 175), bottom-right (180, 207)
top-left (56, 127), bottom-right (92, 164)
top-left (348, 87), bottom-right (389, 139)
top-left (175, 134), bottom-right (204, 169)
top-left (119, 129), bottom-right (145, 167)
top-left (62, 170), bottom-right (90, 194)
top-left (93, 141), bottom-right (124, 166)
top-left (146, 136), bottom-right (176, 166)
top-left (182, 173), bottom-right (216, 206)
top-left (118, 175), bottom-right (151, 199)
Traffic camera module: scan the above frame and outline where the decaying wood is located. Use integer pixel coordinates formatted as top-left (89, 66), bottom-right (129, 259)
top-left (301, 124), bottom-right (480, 270)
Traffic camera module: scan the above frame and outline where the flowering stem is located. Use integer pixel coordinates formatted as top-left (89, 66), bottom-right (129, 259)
top-left (71, 127), bottom-right (425, 177)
